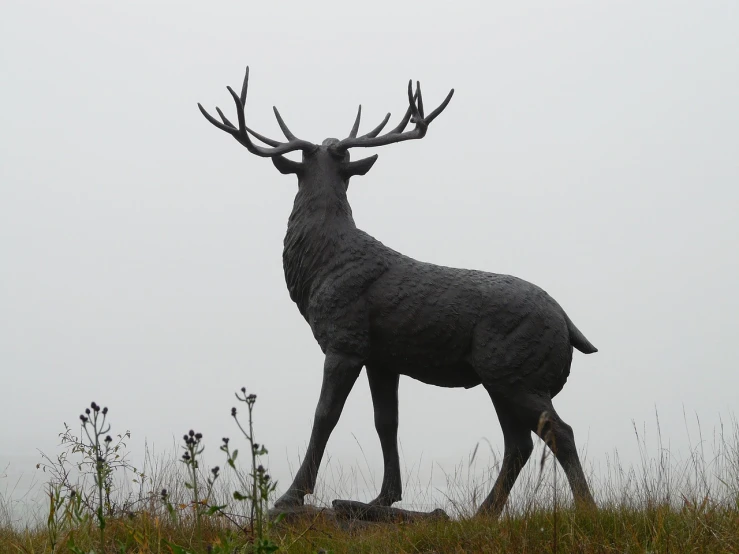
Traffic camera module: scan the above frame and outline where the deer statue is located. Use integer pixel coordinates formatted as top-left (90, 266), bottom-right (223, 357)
top-left (198, 67), bottom-right (598, 516)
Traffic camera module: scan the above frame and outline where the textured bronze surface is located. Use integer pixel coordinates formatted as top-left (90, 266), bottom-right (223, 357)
top-left (200, 67), bottom-right (598, 516)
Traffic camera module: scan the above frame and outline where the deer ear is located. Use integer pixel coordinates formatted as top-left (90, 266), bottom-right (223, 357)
top-left (340, 154), bottom-right (378, 179)
top-left (272, 155), bottom-right (304, 175)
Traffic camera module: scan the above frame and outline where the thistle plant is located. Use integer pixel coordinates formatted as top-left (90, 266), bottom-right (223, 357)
top-left (221, 388), bottom-right (279, 552)
top-left (180, 429), bottom-right (206, 548)
top-left (78, 401), bottom-right (113, 551)
top-left (37, 402), bottom-right (138, 553)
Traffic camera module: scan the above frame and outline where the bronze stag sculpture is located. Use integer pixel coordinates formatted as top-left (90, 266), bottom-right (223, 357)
top-left (198, 67), bottom-right (598, 516)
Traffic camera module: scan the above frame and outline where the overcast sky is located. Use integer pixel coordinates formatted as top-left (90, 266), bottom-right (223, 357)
top-left (2, 1), bottom-right (738, 516)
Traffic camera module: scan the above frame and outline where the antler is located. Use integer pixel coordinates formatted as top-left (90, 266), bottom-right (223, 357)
top-left (198, 67), bottom-right (317, 157)
top-left (333, 81), bottom-right (454, 152)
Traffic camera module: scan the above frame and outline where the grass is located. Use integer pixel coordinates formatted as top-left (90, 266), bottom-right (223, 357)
top-left (5, 504), bottom-right (739, 553)
top-left (1, 395), bottom-right (738, 553)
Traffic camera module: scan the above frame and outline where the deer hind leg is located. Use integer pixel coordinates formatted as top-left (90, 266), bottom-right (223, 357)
top-left (366, 366), bottom-right (402, 506)
top-left (273, 350), bottom-right (363, 508)
top-left (477, 391), bottom-right (534, 516)
top-left (511, 392), bottom-right (596, 510)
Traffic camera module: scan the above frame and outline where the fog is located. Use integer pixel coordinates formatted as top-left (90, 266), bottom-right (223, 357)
top-left (2, 0), bottom-right (737, 519)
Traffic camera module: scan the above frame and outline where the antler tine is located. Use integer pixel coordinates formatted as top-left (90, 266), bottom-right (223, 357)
top-left (273, 107), bottom-right (297, 141)
top-left (387, 88), bottom-right (420, 135)
top-left (332, 81), bottom-right (453, 151)
top-left (425, 88), bottom-right (455, 124)
top-left (363, 112), bottom-right (391, 139)
top-left (333, 88), bottom-right (419, 149)
top-left (406, 80), bottom-right (423, 129)
top-left (332, 87), bottom-right (421, 150)
top-left (416, 81), bottom-right (425, 119)
top-left (349, 105), bottom-right (362, 139)
top-left (240, 66), bottom-right (249, 106)
top-left (198, 103), bottom-right (237, 135)
top-left (246, 126), bottom-right (282, 147)
top-left (199, 67), bottom-right (317, 157)
top-left (216, 107), bottom-right (236, 130)
top-left (227, 86), bottom-right (248, 133)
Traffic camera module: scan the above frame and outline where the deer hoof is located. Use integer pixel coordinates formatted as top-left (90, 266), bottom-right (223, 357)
top-left (273, 490), bottom-right (305, 509)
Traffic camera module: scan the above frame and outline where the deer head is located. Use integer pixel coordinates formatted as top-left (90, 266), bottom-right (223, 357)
top-left (198, 67), bottom-right (454, 187)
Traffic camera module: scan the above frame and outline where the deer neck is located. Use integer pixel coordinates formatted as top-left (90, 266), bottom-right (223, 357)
top-left (283, 181), bottom-right (356, 313)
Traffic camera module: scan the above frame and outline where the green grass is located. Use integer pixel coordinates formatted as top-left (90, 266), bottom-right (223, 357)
top-left (1, 398), bottom-right (738, 553)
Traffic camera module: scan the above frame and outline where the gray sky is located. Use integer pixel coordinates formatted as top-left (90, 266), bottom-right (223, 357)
top-left (2, 0), bottom-right (738, 513)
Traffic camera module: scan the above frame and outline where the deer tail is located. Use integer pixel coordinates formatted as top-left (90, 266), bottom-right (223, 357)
top-left (564, 312), bottom-right (598, 354)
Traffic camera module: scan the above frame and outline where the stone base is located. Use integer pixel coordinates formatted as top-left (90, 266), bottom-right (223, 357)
top-left (331, 500), bottom-right (449, 523)
top-left (268, 500), bottom-right (449, 527)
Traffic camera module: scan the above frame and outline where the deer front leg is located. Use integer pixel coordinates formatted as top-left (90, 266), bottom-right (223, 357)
top-left (366, 367), bottom-right (402, 506)
top-left (273, 351), bottom-right (363, 508)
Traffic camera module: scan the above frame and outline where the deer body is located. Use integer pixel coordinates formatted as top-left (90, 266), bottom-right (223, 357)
top-left (200, 68), bottom-right (598, 515)
top-left (283, 149), bottom-right (593, 392)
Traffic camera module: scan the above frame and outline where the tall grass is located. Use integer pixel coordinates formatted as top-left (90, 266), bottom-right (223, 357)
top-left (1, 400), bottom-right (738, 553)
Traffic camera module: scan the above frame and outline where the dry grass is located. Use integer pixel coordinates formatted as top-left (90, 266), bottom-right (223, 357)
top-left (3, 501), bottom-right (739, 553)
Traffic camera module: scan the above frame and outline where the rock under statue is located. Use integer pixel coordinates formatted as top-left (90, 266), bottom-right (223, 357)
top-left (198, 67), bottom-right (598, 516)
